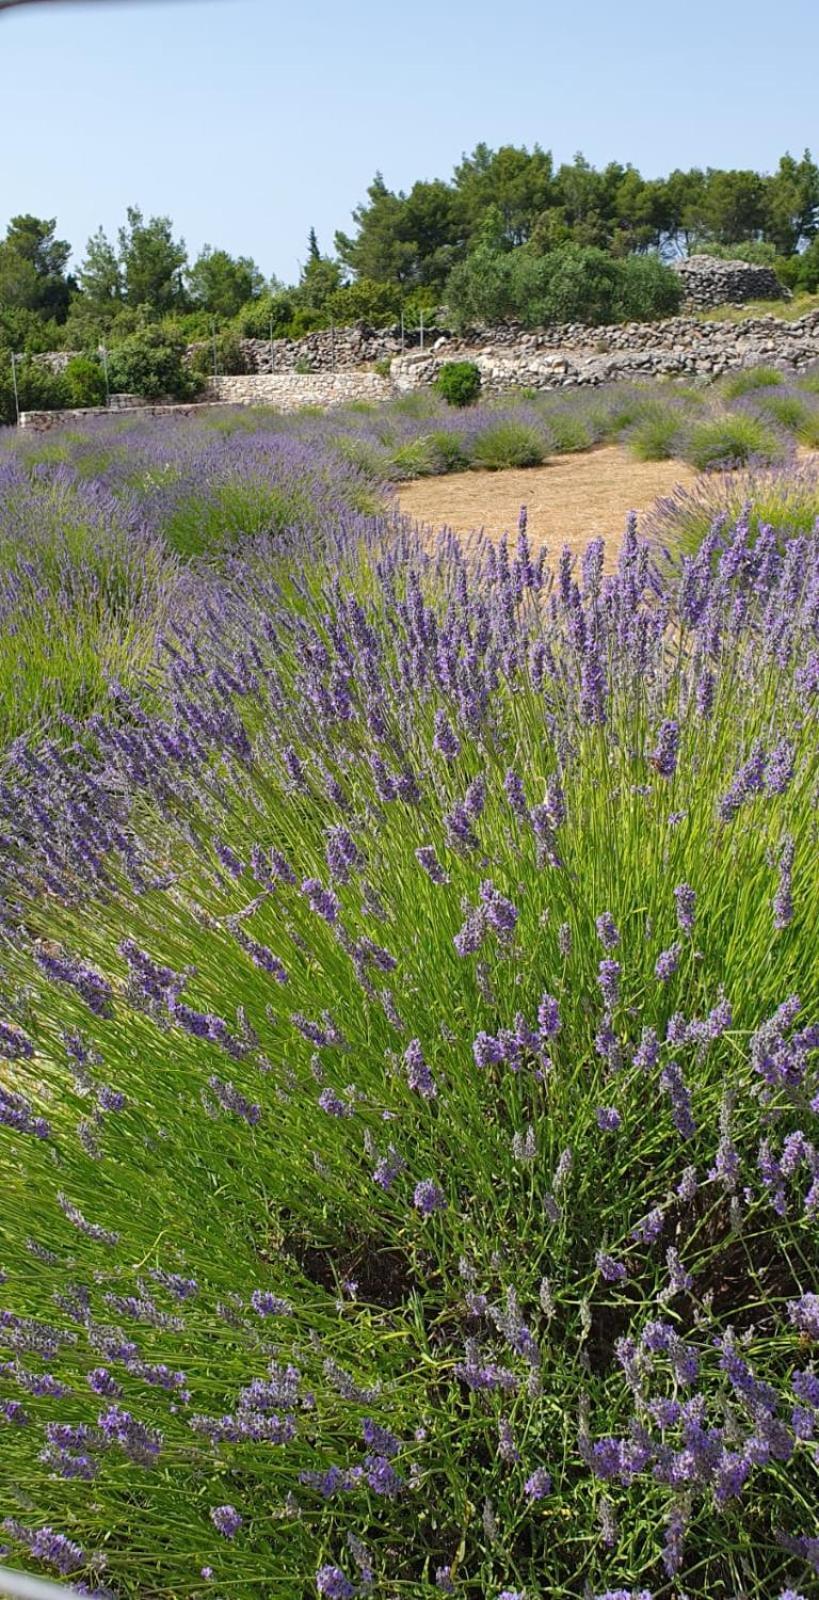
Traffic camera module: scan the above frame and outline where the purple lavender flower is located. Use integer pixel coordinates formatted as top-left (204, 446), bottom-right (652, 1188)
top-left (326, 826), bottom-right (361, 884)
top-left (208, 1076), bottom-right (261, 1125)
top-left (301, 878), bottom-right (339, 924)
top-left (649, 718), bottom-right (679, 778)
top-left (318, 1087), bottom-right (354, 1118)
top-left (660, 1059), bottom-right (696, 1139)
top-left (415, 845), bottom-right (448, 884)
top-left (596, 1252), bottom-right (627, 1283)
top-left (250, 1288), bottom-right (292, 1317)
top-left (479, 879), bottom-right (519, 934)
top-left (764, 737), bottom-right (795, 794)
top-left (473, 1030), bottom-right (506, 1068)
top-left (316, 1568), bottom-right (355, 1600)
top-left (632, 1208), bottom-right (664, 1245)
top-left (595, 911), bottom-right (620, 949)
top-left (433, 710), bottom-right (460, 759)
top-left (524, 1465), bottom-right (552, 1499)
top-left (504, 768), bottom-right (528, 817)
top-left (597, 959), bottom-right (621, 1010)
top-left (372, 1147), bottom-right (404, 1190)
top-left (595, 1106), bottom-right (621, 1132)
top-left (453, 906), bottom-right (487, 957)
top-left (538, 993), bottom-right (561, 1037)
top-left (413, 1179), bottom-right (446, 1216)
top-left (673, 883), bottom-right (696, 936)
top-left (789, 1293), bottom-right (819, 1339)
top-left (773, 835), bottom-right (795, 930)
top-left (210, 1504), bottom-right (242, 1539)
top-left (655, 943), bottom-right (682, 981)
top-left (404, 1038), bottom-right (437, 1099)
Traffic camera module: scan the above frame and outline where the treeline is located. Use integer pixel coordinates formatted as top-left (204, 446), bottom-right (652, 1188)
top-left (2, 146), bottom-right (819, 418)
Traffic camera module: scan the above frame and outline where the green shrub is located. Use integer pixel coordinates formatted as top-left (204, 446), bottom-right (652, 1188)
top-left (426, 429), bottom-right (472, 470)
top-left (187, 333), bottom-right (249, 382)
top-left (684, 414), bottom-right (786, 471)
top-left (540, 409), bottom-right (592, 453)
top-left (107, 327), bottom-right (199, 401)
top-left (62, 355), bottom-right (107, 409)
top-left (435, 360), bottom-right (482, 407)
top-left (372, 356), bottom-right (392, 378)
top-left (472, 419), bottom-right (546, 469)
top-left (721, 366), bottom-right (784, 398)
top-left (387, 436), bottom-right (444, 479)
top-left (627, 403), bottom-right (685, 461)
top-left (751, 391), bottom-right (813, 434)
top-left (613, 252), bottom-right (683, 322)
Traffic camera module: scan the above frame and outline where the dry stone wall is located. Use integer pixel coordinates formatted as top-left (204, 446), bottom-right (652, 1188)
top-left (391, 308), bottom-right (819, 393)
top-left (204, 372), bottom-right (393, 406)
top-left (671, 254), bottom-right (786, 309)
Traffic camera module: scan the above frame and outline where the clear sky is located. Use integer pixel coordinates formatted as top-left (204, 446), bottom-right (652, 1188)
top-left (2, 0), bottom-right (818, 283)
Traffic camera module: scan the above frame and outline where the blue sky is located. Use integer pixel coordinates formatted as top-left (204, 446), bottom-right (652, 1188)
top-left (3, 0), bottom-right (818, 283)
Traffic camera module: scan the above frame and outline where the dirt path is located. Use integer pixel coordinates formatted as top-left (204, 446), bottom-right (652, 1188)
top-left (397, 445), bottom-right (696, 559)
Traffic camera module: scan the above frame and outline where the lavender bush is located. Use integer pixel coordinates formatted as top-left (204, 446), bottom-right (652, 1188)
top-left (0, 487), bottom-right (817, 1599)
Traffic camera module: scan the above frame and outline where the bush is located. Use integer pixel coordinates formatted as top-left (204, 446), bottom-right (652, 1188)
top-left (472, 418), bottom-right (546, 468)
top-left (684, 413), bottom-right (786, 470)
top-left (187, 333), bottom-right (249, 382)
top-left (107, 327), bottom-right (199, 401)
top-left (435, 360), bottom-right (481, 407)
top-left (613, 253), bottom-right (683, 322)
top-left (627, 402), bottom-right (685, 461)
top-left (1, 505), bottom-right (818, 1599)
top-left (62, 355), bottom-right (107, 409)
top-left (722, 365), bottom-right (785, 398)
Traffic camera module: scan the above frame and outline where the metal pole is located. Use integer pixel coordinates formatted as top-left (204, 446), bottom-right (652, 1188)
top-left (419, 308), bottom-right (424, 352)
top-left (10, 352), bottom-right (20, 424)
top-left (269, 315), bottom-right (274, 373)
top-left (100, 344), bottom-right (110, 408)
top-left (331, 320), bottom-right (336, 371)
top-left (400, 310), bottom-right (405, 354)
top-left (211, 319), bottom-right (218, 379)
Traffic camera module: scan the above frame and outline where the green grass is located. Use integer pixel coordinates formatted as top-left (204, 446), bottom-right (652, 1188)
top-left (699, 290), bottom-right (819, 323)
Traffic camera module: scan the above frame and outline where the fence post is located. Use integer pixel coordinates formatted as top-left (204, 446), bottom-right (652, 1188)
top-left (211, 319), bottom-right (218, 380)
top-left (10, 352), bottom-right (20, 425)
top-left (100, 344), bottom-right (110, 408)
top-left (331, 320), bottom-right (336, 370)
top-left (269, 315), bottom-right (274, 373)
top-left (419, 308), bottom-right (424, 352)
top-left (400, 310), bottom-right (405, 354)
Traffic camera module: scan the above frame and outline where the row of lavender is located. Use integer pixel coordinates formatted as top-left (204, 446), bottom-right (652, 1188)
top-left (0, 436), bottom-right (817, 1600)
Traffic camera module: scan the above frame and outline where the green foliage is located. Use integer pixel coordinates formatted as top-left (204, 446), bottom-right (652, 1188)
top-left (117, 205), bottom-right (188, 312)
top-left (187, 333), bottom-right (249, 381)
top-left (107, 327), bottom-right (199, 401)
top-left (721, 366), bottom-right (785, 397)
top-left (447, 244), bottom-right (682, 329)
top-left (187, 247), bottom-right (266, 319)
top-left (627, 402), bottom-right (685, 460)
top-left (435, 360), bottom-right (481, 407)
top-left (0, 214), bottom-right (72, 322)
top-left (472, 419), bottom-right (547, 468)
top-left (684, 413), bottom-right (785, 470)
top-left (62, 355), bottom-right (107, 409)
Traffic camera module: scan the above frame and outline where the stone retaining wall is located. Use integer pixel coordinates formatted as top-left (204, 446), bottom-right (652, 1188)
top-left (205, 371), bottom-right (394, 406)
top-left (392, 308), bottom-right (819, 393)
top-left (671, 254), bottom-right (785, 309)
top-left (18, 401), bottom-right (228, 432)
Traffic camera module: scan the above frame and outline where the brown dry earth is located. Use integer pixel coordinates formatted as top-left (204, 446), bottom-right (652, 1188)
top-left (397, 444), bottom-right (696, 560)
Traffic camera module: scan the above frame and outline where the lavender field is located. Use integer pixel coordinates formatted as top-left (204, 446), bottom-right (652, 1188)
top-left (0, 393), bottom-right (818, 1600)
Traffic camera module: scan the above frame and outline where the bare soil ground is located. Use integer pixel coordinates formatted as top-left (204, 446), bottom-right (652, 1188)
top-left (397, 445), bottom-right (697, 560)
